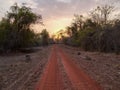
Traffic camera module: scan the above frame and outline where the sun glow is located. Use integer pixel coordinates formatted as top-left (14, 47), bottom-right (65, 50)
top-left (31, 17), bottom-right (72, 36)
top-left (45, 17), bottom-right (72, 35)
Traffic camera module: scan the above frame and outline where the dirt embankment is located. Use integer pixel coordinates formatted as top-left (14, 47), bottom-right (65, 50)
top-left (61, 45), bottom-right (120, 90)
top-left (0, 46), bottom-right (51, 90)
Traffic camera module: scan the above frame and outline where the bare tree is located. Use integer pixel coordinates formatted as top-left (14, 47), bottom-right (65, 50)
top-left (101, 5), bottom-right (114, 24)
top-left (73, 14), bottom-right (84, 30)
top-left (90, 5), bottom-right (114, 25)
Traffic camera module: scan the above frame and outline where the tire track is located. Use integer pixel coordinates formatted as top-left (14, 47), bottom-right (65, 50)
top-left (57, 46), bottom-right (103, 90)
top-left (36, 46), bottom-right (64, 90)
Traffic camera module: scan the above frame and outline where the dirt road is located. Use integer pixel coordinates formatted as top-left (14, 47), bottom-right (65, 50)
top-left (36, 45), bottom-right (102, 90)
top-left (0, 46), bottom-right (51, 90)
top-left (36, 46), bottom-right (63, 90)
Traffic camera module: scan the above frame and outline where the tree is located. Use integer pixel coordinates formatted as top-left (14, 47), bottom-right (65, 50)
top-left (41, 29), bottom-right (49, 46)
top-left (101, 5), bottom-right (114, 25)
top-left (0, 3), bottom-right (42, 51)
top-left (63, 4), bottom-right (120, 53)
top-left (90, 5), bottom-right (114, 26)
top-left (74, 14), bottom-right (84, 30)
top-left (66, 26), bottom-right (72, 37)
top-left (83, 19), bottom-right (97, 29)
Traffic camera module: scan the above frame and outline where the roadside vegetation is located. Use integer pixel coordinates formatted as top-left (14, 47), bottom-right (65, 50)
top-left (60, 5), bottom-right (120, 54)
top-left (0, 3), bottom-right (50, 53)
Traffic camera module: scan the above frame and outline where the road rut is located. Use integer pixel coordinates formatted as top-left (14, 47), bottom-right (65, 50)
top-left (36, 45), bottom-right (102, 90)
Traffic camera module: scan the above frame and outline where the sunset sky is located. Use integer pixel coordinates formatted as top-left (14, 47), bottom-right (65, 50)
top-left (0, 0), bottom-right (120, 35)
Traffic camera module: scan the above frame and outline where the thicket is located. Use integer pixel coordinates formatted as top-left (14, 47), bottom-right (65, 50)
top-left (63, 5), bottom-right (120, 53)
top-left (0, 3), bottom-right (50, 52)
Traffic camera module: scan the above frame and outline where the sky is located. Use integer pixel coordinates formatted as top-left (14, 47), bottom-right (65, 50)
top-left (0, 0), bottom-right (120, 35)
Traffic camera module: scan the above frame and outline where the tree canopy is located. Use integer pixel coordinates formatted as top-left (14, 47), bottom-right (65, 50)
top-left (61, 5), bottom-right (120, 54)
top-left (0, 3), bottom-right (49, 52)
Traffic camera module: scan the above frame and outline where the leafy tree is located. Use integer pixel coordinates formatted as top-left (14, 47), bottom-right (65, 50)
top-left (66, 26), bottom-right (72, 37)
top-left (40, 29), bottom-right (49, 46)
top-left (0, 3), bottom-right (42, 51)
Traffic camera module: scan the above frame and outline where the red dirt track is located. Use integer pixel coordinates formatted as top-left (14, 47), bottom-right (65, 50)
top-left (36, 45), bottom-right (103, 90)
top-left (36, 46), bottom-right (63, 90)
top-left (57, 46), bottom-right (102, 90)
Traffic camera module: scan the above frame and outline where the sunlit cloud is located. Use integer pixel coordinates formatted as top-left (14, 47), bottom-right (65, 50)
top-left (0, 0), bottom-right (120, 34)
top-left (45, 17), bottom-right (72, 34)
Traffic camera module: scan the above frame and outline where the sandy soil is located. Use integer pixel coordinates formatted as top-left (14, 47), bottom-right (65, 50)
top-left (61, 45), bottom-right (120, 90)
top-left (36, 45), bottom-right (102, 90)
top-left (0, 46), bottom-right (51, 90)
top-left (57, 57), bottom-right (74, 90)
top-left (0, 44), bottom-right (119, 90)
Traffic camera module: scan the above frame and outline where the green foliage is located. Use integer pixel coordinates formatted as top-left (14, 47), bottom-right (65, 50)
top-left (0, 3), bottom-right (42, 52)
top-left (40, 29), bottom-right (49, 46)
top-left (64, 5), bottom-right (120, 53)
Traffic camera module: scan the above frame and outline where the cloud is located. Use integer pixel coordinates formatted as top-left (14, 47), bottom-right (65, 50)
top-left (0, 0), bottom-right (38, 19)
top-left (0, 0), bottom-right (120, 34)
top-left (57, 0), bottom-right (71, 3)
top-left (34, 0), bottom-right (99, 20)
